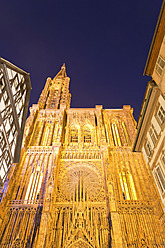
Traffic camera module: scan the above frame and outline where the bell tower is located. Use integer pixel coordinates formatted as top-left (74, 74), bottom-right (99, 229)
top-left (38, 63), bottom-right (71, 110)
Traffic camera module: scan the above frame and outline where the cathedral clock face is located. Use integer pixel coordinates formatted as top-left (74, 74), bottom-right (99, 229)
top-left (60, 165), bottom-right (103, 201)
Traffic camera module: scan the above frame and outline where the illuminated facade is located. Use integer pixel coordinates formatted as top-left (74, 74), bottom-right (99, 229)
top-left (0, 64), bottom-right (164, 247)
top-left (0, 58), bottom-right (31, 189)
top-left (134, 0), bottom-right (165, 210)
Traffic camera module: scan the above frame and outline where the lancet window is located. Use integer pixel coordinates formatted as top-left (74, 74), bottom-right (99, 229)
top-left (83, 127), bottom-right (91, 143)
top-left (70, 127), bottom-right (78, 143)
top-left (41, 120), bottom-right (53, 146)
top-left (119, 170), bottom-right (137, 200)
top-left (24, 162), bottom-right (44, 202)
top-left (122, 122), bottom-right (130, 146)
top-left (111, 123), bottom-right (121, 146)
top-left (30, 120), bottom-right (42, 146)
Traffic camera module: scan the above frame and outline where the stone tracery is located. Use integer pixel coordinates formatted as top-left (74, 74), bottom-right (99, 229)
top-left (0, 65), bottom-right (164, 248)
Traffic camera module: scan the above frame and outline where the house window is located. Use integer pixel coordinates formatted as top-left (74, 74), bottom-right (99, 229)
top-left (161, 153), bottom-right (165, 167)
top-left (0, 131), bottom-right (5, 149)
top-left (145, 140), bottom-right (152, 157)
top-left (9, 115), bottom-right (13, 125)
top-left (14, 75), bottom-right (19, 89)
top-left (157, 105), bottom-right (165, 126)
top-left (155, 56), bottom-right (165, 76)
top-left (12, 124), bottom-right (16, 135)
top-left (4, 150), bottom-right (10, 165)
top-left (155, 165), bottom-right (165, 194)
top-left (149, 124), bottom-right (158, 146)
top-left (70, 128), bottom-right (78, 143)
top-left (3, 91), bottom-right (8, 101)
top-left (23, 83), bottom-right (26, 90)
top-left (0, 77), bottom-right (5, 90)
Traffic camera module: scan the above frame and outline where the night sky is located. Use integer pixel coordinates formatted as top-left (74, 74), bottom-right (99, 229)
top-left (0, 0), bottom-right (163, 121)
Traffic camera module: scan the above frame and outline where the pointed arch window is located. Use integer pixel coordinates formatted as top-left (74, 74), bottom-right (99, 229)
top-left (111, 123), bottom-right (121, 146)
top-left (30, 120), bottom-right (42, 146)
top-left (122, 122), bottom-right (130, 146)
top-left (70, 128), bottom-right (78, 143)
top-left (119, 170), bottom-right (137, 200)
top-left (84, 127), bottom-right (91, 143)
top-left (24, 162), bottom-right (43, 202)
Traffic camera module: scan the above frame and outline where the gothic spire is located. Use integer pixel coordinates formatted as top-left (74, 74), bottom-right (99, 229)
top-left (38, 64), bottom-right (70, 109)
top-left (53, 63), bottom-right (67, 80)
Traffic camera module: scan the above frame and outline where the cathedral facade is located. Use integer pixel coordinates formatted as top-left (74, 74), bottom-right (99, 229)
top-left (0, 65), bottom-right (164, 247)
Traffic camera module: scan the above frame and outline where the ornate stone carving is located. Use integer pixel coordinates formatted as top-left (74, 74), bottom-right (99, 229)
top-left (0, 66), bottom-right (164, 248)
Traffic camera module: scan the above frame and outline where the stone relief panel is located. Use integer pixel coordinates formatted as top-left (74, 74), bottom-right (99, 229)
top-left (56, 161), bottom-right (105, 202)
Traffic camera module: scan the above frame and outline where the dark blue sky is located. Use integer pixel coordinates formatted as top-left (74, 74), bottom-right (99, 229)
top-left (0, 0), bottom-right (163, 120)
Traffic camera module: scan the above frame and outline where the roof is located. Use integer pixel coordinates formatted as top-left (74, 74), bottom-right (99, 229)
top-left (0, 57), bottom-right (31, 90)
top-left (144, 0), bottom-right (165, 76)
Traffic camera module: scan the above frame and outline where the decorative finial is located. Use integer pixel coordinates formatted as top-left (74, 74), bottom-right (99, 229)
top-left (61, 63), bottom-right (66, 70)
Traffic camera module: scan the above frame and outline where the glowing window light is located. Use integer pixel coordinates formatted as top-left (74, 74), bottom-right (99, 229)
top-left (119, 171), bottom-right (137, 200)
top-left (36, 172), bottom-right (43, 198)
top-left (25, 163), bottom-right (43, 201)
top-left (127, 172), bottom-right (137, 200)
top-left (42, 123), bottom-right (50, 146)
top-left (25, 170), bottom-right (34, 200)
top-left (31, 172), bottom-right (39, 200)
top-left (119, 173), bottom-right (130, 200)
top-left (31, 121), bottom-right (42, 146)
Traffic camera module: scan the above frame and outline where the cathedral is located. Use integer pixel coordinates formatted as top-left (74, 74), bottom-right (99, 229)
top-left (0, 64), bottom-right (164, 247)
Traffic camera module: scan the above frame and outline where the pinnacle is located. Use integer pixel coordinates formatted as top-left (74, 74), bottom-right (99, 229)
top-left (52, 63), bottom-right (67, 81)
top-left (61, 63), bottom-right (66, 70)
